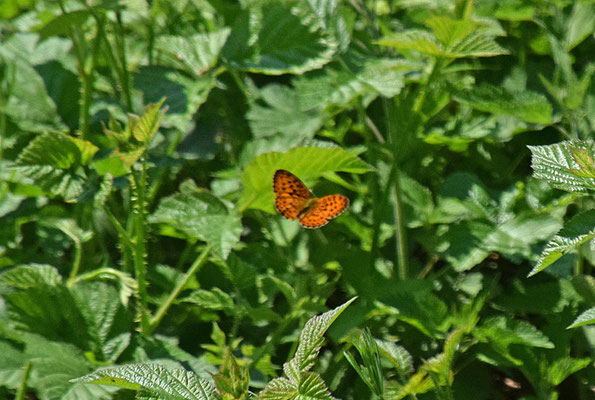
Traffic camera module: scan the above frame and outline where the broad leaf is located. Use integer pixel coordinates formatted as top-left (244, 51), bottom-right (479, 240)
top-left (474, 316), bottom-right (554, 349)
top-left (567, 307), bottom-right (595, 329)
top-left (223, 2), bottom-right (337, 75)
top-left (35, 10), bottom-right (92, 41)
top-left (377, 18), bottom-right (508, 59)
top-left (131, 98), bottom-right (167, 143)
top-left (0, 34), bottom-right (66, 132)
top-left (528, 210), bottom-right (595, 276)
top-left (23, 333), bottom-right (117, 400)
top-left (155, 29), bottom-right (230, 75)
top-left (455, 84), bottom-right (552, 124)
top-left (529, 140), bottom-right (595, 192)
top-left (376, 340), bottom-right (414, 375)
top-left (239, 146), bottom-right (371, 212)
top-left (247, 84), bottom-right (323, 139)
top-left (149, 180), bottom-right (242, 259)
top-left (545, 357), bottom-right (591, 386)
top-left (184, 288), bottom-right (235, 313)
top-left (15, 132), bottom-right (85, 200)
top-left (295, 297), bottom-right (357, 371)
top-left (72, 363), bottom-right (217, 400)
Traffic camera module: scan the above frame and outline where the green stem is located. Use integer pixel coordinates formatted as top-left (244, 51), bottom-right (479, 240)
top-left (149, 245), bottom-right (212, 334)
top-left (574, 252), bottom-right (583, 276)
top-left (66, 237), bottom-right (82, 287)
top-left (133, 155), bottom-right (151, 335)
top-left (15, 362), bottom-right (32, 400)
top-left (103, 205), bottom-right (134, 273)
top-left (383, 98), bottom-right (408, 279)
top-left (392, 167), bottom-right (408, 280)
top-left (414, 57), bottom-right (444, 114)
top-left (78, 18), bottom-right (101, 140)
top-left (115, 10), bottom-right (133, 111)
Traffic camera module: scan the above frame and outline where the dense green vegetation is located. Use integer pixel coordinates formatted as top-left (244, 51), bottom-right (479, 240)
top-left (0, 0), bottom-right (593, 399)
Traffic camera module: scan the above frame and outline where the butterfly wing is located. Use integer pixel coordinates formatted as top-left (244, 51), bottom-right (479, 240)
top-left (299, 194), bottom-right (349, 228)
top-left (273, 170), bottom-right (311, 220)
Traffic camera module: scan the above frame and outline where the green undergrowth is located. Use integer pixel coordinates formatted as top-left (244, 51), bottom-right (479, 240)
top-left (0, 1), bottom-right (593, 399)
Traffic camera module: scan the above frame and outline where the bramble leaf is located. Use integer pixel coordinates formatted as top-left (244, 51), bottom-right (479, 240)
top-left (529, 140), bottom-right (595, 192)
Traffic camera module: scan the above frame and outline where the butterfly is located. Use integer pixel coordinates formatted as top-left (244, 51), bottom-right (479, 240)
top-left (273, 169), bottom-right (349, 228)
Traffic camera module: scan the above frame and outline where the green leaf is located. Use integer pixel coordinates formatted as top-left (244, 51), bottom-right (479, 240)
top-left (292, 0), bottom-right (351, 52)
top-left (247, 84), bottom-right (323, 139)
top-left (223, 2), bottom-right (337, 75)
top-left (455, 84), bottom-right (552, 124)
top-left (15, 132), bottom-right (85, 200)
top-left (92, 156), bottom-right (129, 177)
top-left (0, 340), bottom-right (27, 390)
top-left (184, 288), bottom-right (235, 313)
top-left (425, 16), bottom-right (479, 46)
top-left (295, 297), bottom-right (357, 371)
top-left (38, 218), bottom-right (93, 244)
top-left (0, 263), bottom-right (62, 288)
top-left (344, 329), bottom-right (384, 397)
top-left (545, 357), bottom-right (591, 386)
top-left (131, 98), bottom-right (167, 143)
top-left (133, 66), bottom-right (218, 134)
top-left (35, 10), bottom-right (91, 41)
top-left (377, 30), bottom-right (443, 57)
top-left (293, 55), bottom-right (411, 110)
top-left (149, 180), bottom-right (242, 259)
top-left (0, 264), bottom-right (92, 349)
top-left (565, 2), bottom-right (595, 51)
top-left (567, 307), bottom-right (595, 329)
top-left (376, 340), bottom-right (414, 375)
top-left (23, 333), bottom-right (117, 400)
top-left (239, 146), bottom-right (371, 212)
top-left (17, 132), bottom-right (81, 169)
top-left (528, 210), bottom-right (595, 276)
top-left (258, 367), bottom-right (337, 400)
top-left (0, 34), bottom-right (66, 132)
top-left (476, 0), bottom-right (535, 21)
top-left (70, 137), bottom-right (99, 165)
top-left (73, 363), bottom-right (217, 400)
top-left (475, 316), bottom-right (554, 349)
top-left (155, 29), bottom-right (230, 75)
top-left (377, 19), bottom-right (508, 59)
top-left (71, 282), bottom-right (132, 362)
top-left (529, 140), bottom-right (595, 192)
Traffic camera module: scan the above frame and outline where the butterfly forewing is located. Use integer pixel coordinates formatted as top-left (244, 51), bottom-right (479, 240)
top-left (273, 170), bottom-right (311, 220)
top-left (273, 170), bottom-right (349, 228)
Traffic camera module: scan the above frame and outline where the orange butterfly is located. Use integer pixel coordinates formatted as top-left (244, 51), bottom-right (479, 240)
top-left (273, 169), bottom-right (349, 228)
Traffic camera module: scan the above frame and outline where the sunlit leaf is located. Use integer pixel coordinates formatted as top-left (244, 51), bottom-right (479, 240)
top-left (528, 210), bottom-right (595, 277)
top-left (239, 146), bottom-right (371, 212)
top-left (529, 140), bottom-right (595, 192)
top-left (72, 363), bottom-right (216, 400)
top-left (567, 307), bottom-right (595, 329)
top-left (455, 84), bottom-right (552, 124)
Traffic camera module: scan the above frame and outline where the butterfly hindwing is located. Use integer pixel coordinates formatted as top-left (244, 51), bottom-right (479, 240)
top-left (299, 194), bottom-right (349, 228)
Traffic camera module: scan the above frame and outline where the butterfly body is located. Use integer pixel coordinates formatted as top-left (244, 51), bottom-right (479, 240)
top-left (273, 169), bottom-right (349, 228)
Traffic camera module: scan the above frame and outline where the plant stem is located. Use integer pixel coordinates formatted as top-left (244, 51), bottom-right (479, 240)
top-left (383, 98), bottom-right (408, 279)
top-left (115, 10), bottom-right (133, 111)
top-left (149, 245), bottom-right (212, 334)
top-left (133, 155), bottom-right (151, 335)
top-left (104, 205), bottom-right (135, 273)
top-left (66, 237), bottom-right (82, 287)
top-left (392, 166), bottom-right (408, 280)
top-left (15, 362), bottom-right (32, 400)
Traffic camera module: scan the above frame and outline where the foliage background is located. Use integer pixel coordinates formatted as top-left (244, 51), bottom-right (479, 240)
top-left (0, 0), bottom-right (593, 399)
